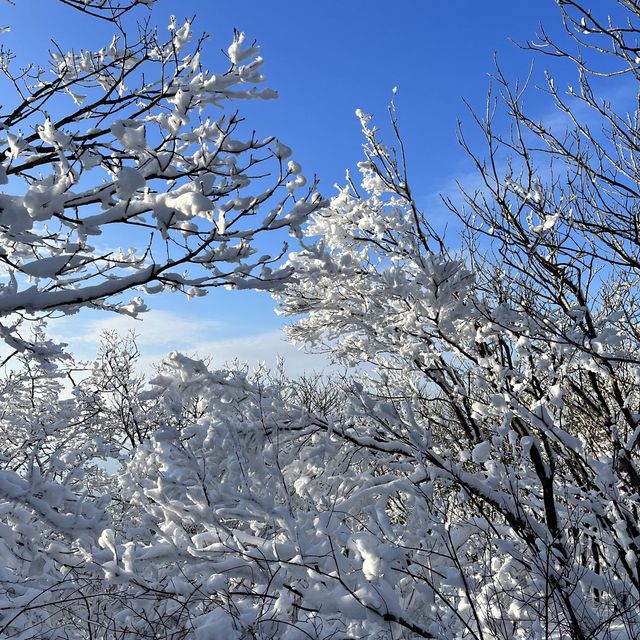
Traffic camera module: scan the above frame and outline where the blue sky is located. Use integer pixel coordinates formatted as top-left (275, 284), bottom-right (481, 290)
top-left (3, 0), bottom-right (572, 374)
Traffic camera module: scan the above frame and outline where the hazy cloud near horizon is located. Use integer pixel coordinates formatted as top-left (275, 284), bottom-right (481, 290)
top-left (52, 309), bottom-right (332, 378)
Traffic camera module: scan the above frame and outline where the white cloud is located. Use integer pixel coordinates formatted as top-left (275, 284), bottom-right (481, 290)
top-left (51, 308), bottom-right (330, 378)
top-left (52, 309), bottom-right (223, 352)
top-left (181, 329), bottom-right (331, 378)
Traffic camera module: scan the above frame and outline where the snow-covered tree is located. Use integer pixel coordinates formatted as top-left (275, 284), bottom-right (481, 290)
top-left (269, 1), bottom-right (640, 636)
top-left (0, 1), bottom-right (320, 636)
top-left (0, 0), bottom-right (319, 362)
top-left (4, 0), bottom-right (640, 639)
top-left (80, 2), bottom-right (640, 635)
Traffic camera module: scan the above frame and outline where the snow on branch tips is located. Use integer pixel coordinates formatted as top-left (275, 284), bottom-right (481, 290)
top-left (3, 1), bottom-right (640, 639)
top-left (0, 2), bottom-right (321, 359)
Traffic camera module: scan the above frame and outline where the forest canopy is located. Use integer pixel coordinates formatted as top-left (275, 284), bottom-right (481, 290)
top-left (0, 1), bottom-right (639, 638)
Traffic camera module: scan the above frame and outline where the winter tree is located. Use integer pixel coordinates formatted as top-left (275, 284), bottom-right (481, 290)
top-left (3, 0), bottom-right (640, 639)
top-left (271, 0), bottom-right (640, 636)
top-left (0, 1), bottom-right (320, 637)
top-left (0, 0), bottom-right (318, 364)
